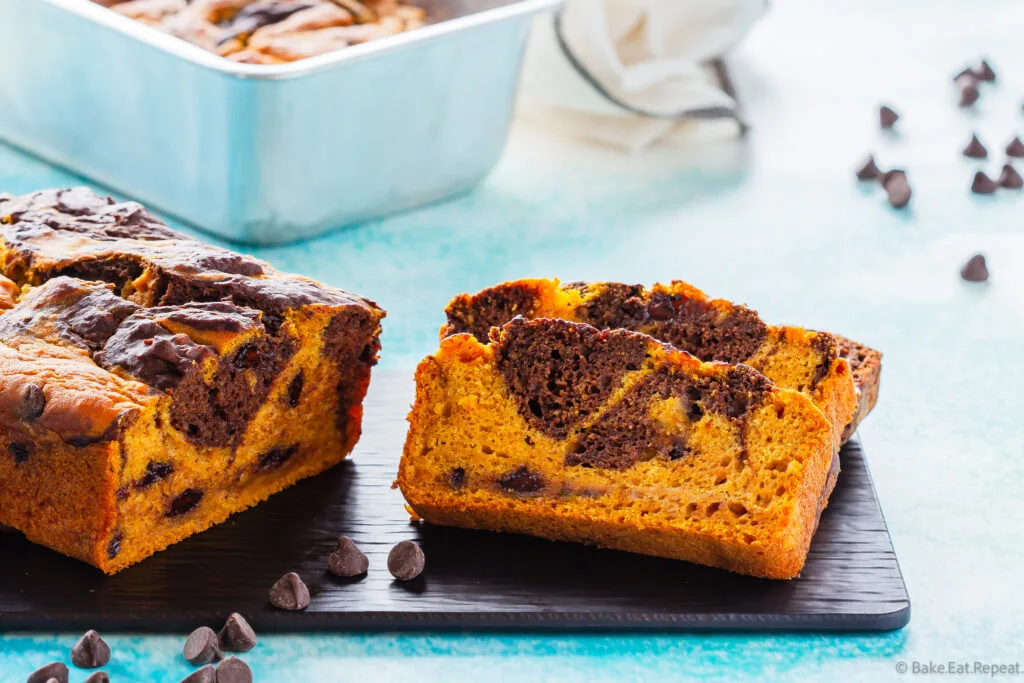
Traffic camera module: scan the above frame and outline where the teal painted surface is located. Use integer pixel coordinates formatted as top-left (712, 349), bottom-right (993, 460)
top-left (3, 0), bottom-right (1024, 680)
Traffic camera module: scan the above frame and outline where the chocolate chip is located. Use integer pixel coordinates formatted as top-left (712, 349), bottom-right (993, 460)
top-left (971, 171), bottom-right (998, 194)
top-left (953, 67), bottom-right (977, 85)
top-left (881, 169), bottom-right (906, 189)
top-left (286, 372), bottom-right (304, 407)
top-left (884, 173), bottom-right (912, 208)
top-left (879, 105), bottom-right (899, 129)
top-left (962, 134), bottom-right (988, 158)
top-left (216, 657), bottom-right (253, 683)
top-left (448, 467), bottom-right (466, 490)
top-left (960, 254), bottom-right (989, 282)
top-left (646, 296), bottom-right (675, 321)
top-left (269, 572), bottom-right (310, 610)
top-left (84, 673), bottom-right (110, 683)
top-left (183, 626), bottom-right (222, 665)
top-left (959, 82), bottom-right (980, 107)
top-left (106, 531), bottom-right (122, 559)
top-left (18, 384), bottom-right (45, 422)
top-left (71, 629), bottom-right (111, 668)
top-left (998, 163), bottom-right (1023, 189)
top-left (387, 540), bottom-right (425, 581)
top-left (496, 465), bottom-right (545, 494)
top-left (26, 663), bottom-right (68, 683)
top-left (135, 461), bottom-right (174, 489)
top-left (218, 613), bottom-right (257, 653)
top-left (9, 442), bottom-right (31, 464)
top-left (179, 665), bottom-right (216, 683)
top-left (855, 154), bottom-right (881, 181)
top-left (167, 489), bottom-right (203, 517)
top-left (1006, 137), bottom-right (1024, 158)
top-left (256, 445), bottom-right (297, 472)
top-left (976, 59), bottom-right (996, 82)
top-left (328, 536), bottom-right (369, 578)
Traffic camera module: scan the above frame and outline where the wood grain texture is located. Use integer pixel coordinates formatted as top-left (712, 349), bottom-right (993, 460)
top-left (0, 370), bottom-right (909, 632)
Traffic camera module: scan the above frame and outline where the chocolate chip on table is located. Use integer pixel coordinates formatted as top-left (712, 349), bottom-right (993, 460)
top-left (878, 105), bottom-right (899, 129)
top-left (387, 540), bottom-right (426, 581)
top-left (959, 81), bottom-right (980, 107)
top-left (269, 572), bottom-right (310, 610)
top-left (998, 163), bottom-right (1023, 189)
top-left (960, 254), bottom-right (989, 282)
top-left (855, 154), bottom-right (881, 181)
top-left (1006, 137), bottom-right (1024, 158)
top-left (26, 662), bottom-right (68, 683)
top-left (971, 171), bottom-right (998, 194)
top-left (71, 629), bottom-right (111, 668)
top-left (976, 59), bottom-right (996, 82)
top-left (84, 673), bottom-right (110, 683)
top-left (328, 536), bottom-right (370, 578)
top-left (216, 656), bottom-right (253, 683)
top-left (179, 665), bottom-right (216, 683)
top-left (883, 172), bottom-right (912, 208)
top-left (218, 613), bottom-right (257, 653)
top-left (962, 134), bottom-right (988, 159)
top-left (183, 626), bottom-right (223, 665)
top-left (953, 67), bottom-right (977, 86)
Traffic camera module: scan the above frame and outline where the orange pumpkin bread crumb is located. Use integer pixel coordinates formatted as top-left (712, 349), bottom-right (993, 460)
top-left (399, 318), bottom-right (835, 579)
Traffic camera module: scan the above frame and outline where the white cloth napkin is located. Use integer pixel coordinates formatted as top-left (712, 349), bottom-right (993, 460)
top-left (518, 0), bottom-right (767, 152)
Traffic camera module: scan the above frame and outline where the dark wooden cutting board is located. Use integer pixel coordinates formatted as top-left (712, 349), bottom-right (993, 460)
top-left (0, 370), bottom-right (909, 632)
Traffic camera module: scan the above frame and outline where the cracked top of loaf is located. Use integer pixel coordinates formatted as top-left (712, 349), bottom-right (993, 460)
top-left (0, 187), bottom-right (384, 447)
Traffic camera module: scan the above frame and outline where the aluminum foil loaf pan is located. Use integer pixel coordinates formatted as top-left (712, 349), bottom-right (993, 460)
top-left (0, 0), bottom-right (559, 244)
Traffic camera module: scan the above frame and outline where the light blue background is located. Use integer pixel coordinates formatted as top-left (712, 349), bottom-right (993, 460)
top-left (3, 1), bottom-right (1024, 680)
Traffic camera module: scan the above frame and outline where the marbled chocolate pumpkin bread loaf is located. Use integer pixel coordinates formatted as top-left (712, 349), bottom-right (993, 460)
top-left (399, 317), bottom-right (836, 579)
top-left (443, 279), bottom-right (880, 445)
top-left (0, 188), bottom-right (383, 573)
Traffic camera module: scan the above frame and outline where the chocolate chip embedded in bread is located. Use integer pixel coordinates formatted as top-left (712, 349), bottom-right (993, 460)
top-left (269, 572), bottom-right (311, 610)
top-left (71, 629), bottom-right (111, 668)
top-left (106, 531), bottom-right (122, 559)
top-left (256, 445), bottom-right (298, 473)
top-left (855, 155), bottom-right (881, 181)
top-left (878, 105), bottom-right (899, 129)
top-left (9, 442), bottom-right (31, 464)
top-left (960, 254), bottom-right (989, 282)
top-left (998, 164), bottom-right (1024, 189)
top-left (971, 171), bottom-right (998, 194)
top-left (180, 665), bottom-right (216, 683)
top-left (216, 656), bottom-right (254, 683)
top-left (328, 536), bottom-right (370, 578)
top-left (218, 613), bottom-right (257, 653)
top-left (962, 134), bottom-right (988, 158)
top-left (183, 626), bottom-right (223, 665)
top-left (134, 461), bottom-right (174, 489)
top-left (387, 541), bottom-right (425, 581)
top-left (496, 465), bottom-right (545, 494)
top-left (448, 467), bottom-right (466, 490)
top-left (26, 662), bottom-right (68, 683)
top-left (1006, 137), bottom-right (1024, 158)
top-left (17, 384), bottom-right (45, 422)
top-left (167, 489), bottom-right (203, 517)
top-left (286, 372), bottom-right (304, 407)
